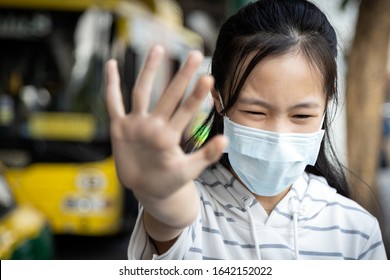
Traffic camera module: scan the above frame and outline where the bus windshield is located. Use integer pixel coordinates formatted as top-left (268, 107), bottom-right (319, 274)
top-left (0, 8), bottom-right (112, 167)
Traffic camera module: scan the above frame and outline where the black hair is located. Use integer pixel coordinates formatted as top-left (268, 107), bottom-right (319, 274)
top-left (184, 0), bottom-right (350, 198)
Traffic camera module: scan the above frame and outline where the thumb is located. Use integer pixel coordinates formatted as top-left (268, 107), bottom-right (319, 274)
top-left (184, 135), bottom-right (228, 179)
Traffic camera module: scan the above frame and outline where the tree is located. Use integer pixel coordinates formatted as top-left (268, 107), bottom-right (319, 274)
top-left (345, 0), bottom-right (390, 254)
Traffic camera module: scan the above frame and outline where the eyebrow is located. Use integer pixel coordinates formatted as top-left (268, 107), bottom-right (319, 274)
top-left (237, 97), bottom-right (321, 110)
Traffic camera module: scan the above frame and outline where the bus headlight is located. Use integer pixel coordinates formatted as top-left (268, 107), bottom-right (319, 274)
top-left (75, 168), bottom-right (107, 191)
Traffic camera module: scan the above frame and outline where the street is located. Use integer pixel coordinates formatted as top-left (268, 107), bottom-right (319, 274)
top-left (54, 232), bottom-right (130, 260)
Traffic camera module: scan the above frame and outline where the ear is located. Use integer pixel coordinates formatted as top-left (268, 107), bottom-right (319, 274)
top-left (211, 88), bottom-right (225, 116)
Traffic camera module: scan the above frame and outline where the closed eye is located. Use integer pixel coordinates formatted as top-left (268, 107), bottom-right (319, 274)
top-left (293, 114), bottom-right (312, 119)
top-left (243, 111), bottom-right (265, 115)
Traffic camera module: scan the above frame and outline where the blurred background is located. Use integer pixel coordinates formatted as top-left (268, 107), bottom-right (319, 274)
top-left (0, 0), bottom-right (389, 260)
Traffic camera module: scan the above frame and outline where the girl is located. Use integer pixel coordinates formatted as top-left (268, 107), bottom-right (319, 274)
top-left (105, 0), bottom-right (387, 259)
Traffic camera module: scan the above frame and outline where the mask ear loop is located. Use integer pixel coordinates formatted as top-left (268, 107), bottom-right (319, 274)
top-left (319, 113), bottom-right (326, 131)
top-left (218, 92), bottom-right (230, 153)
top-left (217, 92), bottom-right (227, 117)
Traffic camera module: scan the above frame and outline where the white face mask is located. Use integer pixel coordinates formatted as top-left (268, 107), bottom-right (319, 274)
top-left (223, 116), bottom-right (325, 196)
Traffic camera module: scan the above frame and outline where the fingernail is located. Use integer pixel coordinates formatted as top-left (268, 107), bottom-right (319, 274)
top-left (151, 44), bottom-right (165, 57)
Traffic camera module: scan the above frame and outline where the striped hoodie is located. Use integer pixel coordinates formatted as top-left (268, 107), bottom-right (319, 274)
top-left (128, 163), bottom-right (387, 259)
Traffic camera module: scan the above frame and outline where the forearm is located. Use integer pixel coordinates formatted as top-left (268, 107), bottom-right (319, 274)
top-left (135, 181), bottom-right (199, 242)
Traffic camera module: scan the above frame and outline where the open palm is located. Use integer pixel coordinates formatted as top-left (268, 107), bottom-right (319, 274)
top-left (105, 45), bottom-right (226, 201)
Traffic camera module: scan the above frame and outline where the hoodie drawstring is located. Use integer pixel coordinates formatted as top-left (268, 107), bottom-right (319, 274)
top-left (242, 197), bottom-right (262, 259)
top-left (243, 195), bottom-right (303, 260)
top-left (290, 195), bottom-right (303, 260)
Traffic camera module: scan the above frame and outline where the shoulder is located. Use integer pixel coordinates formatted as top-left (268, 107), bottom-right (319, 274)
top-left (305, 172), bottom-right (379, 229)
top-left (303, 173), bottom-right (387, 259)
top-left (307, 173), bottom-right (372, 213)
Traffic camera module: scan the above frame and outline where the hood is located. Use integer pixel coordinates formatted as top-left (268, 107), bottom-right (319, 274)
top-left (202, 163), bottom-right (337, 226)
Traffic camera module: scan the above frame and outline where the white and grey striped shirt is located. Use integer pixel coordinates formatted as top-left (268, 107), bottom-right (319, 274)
top-left (128, 163), bottom-right (387, 260)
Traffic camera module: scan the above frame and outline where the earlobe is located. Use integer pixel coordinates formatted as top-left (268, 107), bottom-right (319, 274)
top-left (211, 88), bottom-right (225, 116)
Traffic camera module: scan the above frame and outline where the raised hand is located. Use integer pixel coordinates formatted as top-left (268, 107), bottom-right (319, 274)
top-left (105, 45), bottom-right (227, 205)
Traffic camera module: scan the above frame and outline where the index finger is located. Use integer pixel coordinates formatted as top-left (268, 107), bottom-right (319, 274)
top-left (106, 59), bottom-right (125, 120)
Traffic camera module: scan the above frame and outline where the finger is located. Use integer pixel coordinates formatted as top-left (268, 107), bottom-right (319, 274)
top-left (132, 45), bottom-right (165, 114)
top-left (184, 135), bottom-right (228, 178)
top-left (153, 50), bottom-right (203, 118)
top-left (106, 59), bottom-right (125, 119)
top-left (170, 75), bottom-right (214, 132)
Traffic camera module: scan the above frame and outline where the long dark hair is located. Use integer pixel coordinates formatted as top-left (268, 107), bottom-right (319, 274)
top-left (184, 0), bottom-right (350, 198)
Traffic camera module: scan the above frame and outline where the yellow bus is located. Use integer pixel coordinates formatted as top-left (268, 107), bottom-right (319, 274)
top-left (0, 0), bottom-right (203, 236)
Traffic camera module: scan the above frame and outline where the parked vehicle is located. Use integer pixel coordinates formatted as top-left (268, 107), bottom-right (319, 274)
top-left (0, 0), bottom-right (203, 236)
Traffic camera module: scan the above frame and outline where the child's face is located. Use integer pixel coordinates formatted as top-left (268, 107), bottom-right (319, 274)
top-left (227, 53), bottom-right (327, 134)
